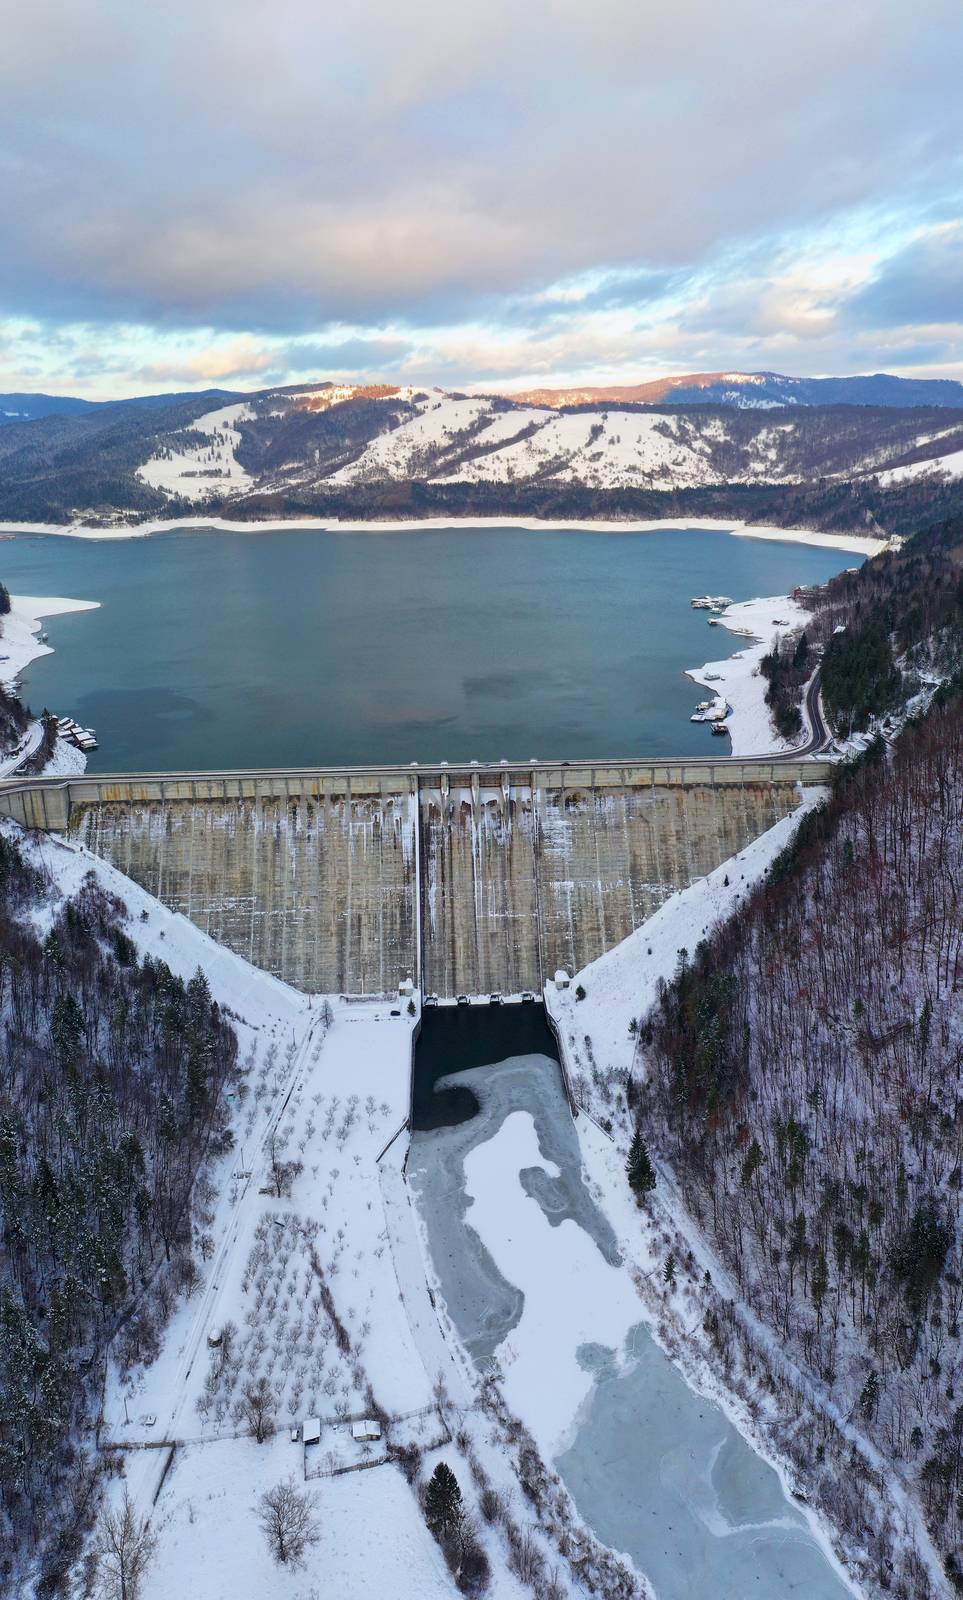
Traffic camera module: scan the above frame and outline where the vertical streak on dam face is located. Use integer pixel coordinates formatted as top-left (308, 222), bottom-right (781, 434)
top-left (74, 780), bottom-right (417, 994)
top-left (420, 774), bottom-right (801, 995)
top-left (420, 782), bottom-right (539, 999)
top-left (535, 777), bottom-right (801, 986)
top-left (66, 765), bottom-right (809, 996)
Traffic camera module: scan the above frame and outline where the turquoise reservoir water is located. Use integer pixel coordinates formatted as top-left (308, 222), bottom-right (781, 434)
top-left (0, 526), bottom-right (857, 771)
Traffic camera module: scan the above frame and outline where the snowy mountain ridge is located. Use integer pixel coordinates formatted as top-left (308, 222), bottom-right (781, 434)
top-left (504, 370), bottom-right (963, 410)
top-left (135, 385), bottom-right (963, 505)
top-left (4, 374), bottom-right (963, 526)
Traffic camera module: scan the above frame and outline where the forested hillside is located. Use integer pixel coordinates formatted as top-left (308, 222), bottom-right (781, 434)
top-left (636, 697), bottom-right (963, 1594)
top-left (0, 835), bottom-right (238, 1591)
top-left (3, 377), bottom-right (963, 531)
top-left (805, 510), bottom-right (963, 732)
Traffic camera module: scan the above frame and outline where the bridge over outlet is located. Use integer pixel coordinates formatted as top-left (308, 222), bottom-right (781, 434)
top-left (0, 758), bottom-right (828, 998)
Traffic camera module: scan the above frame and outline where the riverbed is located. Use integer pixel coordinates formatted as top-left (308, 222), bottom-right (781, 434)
top-left (407, 1050), bottom-right (857, 1600)
top-left (0, 524), bottom-right (857, 770)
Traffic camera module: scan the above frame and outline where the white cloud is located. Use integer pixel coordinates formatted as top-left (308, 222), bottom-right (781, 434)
top-left (0, 1), bottom-right (961, 393)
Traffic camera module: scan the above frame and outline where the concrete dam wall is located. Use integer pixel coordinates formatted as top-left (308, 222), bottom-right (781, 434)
top-left (0, 761), bottom-right (826, 996)
top-left (422, 774), bottom-right (799, 997)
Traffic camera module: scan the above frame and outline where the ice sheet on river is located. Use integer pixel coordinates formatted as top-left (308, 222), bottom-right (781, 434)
top-left (408, 1053), bottom-right (856, 1600)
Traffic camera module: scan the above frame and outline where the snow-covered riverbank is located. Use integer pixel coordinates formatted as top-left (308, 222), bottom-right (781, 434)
top-left (0, 512), bottom-right (887, 555)
top-left (543, 793), bottom-right (944, 1596)
top-left (686, 592), bottom-right (815, 758)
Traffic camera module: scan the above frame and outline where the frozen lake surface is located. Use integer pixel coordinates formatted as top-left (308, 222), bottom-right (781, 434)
top-left (408, 1051), bottom-right (855, 1600)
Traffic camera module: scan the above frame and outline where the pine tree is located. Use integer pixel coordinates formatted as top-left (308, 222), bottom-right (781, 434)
top-left (859, 1369), bottom-right (881, 1420)
top-left (424, 1462), bottom-right (462, 1534)
top-left (626, 1128), bottom-right (657, 1197)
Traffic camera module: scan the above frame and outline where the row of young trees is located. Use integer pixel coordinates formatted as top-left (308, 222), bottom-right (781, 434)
top-left (633, 695), bottom-right (963, 1587)
top-left (0, 837), bottom-right (239, 1591)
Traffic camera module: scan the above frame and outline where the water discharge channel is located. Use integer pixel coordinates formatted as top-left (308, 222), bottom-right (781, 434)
top-left (407, 1007), bottom-right (856, 1600)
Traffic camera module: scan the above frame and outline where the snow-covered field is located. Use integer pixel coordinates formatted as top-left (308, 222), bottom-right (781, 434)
top-left (11, 825), bottom-right (464, 1598)
top-left (430, 407), bottom-right (727, 491)
top-left (10, 825), bottom-right (566, 1598)
top-left (144, 1434), bottom-right (455, 1600)
top-left (137, 403), bottom-right (255, 500)
top-left (875, 441), bottom-right (963, 486)
top-left (326, 393), bottom-right (496, 484)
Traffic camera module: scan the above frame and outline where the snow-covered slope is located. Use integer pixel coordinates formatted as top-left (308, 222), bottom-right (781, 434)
top-left (310, 390), bottom-right (963, 493)
top-left (117, 383), bottom-right (963, 508)
top-left (876, 441), bottom-right (963, 486)
top-left (8, 825), bottom-right (568, 1600)
top-left (5, 374), bottom-right (963, 527)
top-left (325, 391), bottom-right (495, 484)
top-left (137, 402), bottom-right (255, 500)
top-left (434, 408), bottom-right (726, 489)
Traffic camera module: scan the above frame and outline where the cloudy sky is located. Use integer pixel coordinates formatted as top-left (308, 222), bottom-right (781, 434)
top-left (2, 0), bottom-right (962, 398)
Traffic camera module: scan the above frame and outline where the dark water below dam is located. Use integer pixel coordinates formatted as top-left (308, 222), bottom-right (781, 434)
top-left (0, 525), bottom-right (857, 770)
top-left (411, 1001), bottom-right (562, 1128)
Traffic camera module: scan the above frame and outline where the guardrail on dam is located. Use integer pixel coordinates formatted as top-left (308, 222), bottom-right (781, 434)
top-left (0, 759), bottom-right (829, 996)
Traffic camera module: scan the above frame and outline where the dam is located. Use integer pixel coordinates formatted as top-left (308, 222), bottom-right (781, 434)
top-left (0, 759), bottom-right (827, 996)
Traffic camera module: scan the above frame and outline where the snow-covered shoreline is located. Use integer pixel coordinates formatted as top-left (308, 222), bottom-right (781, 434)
top-left (0, 512), bottom-right (886, 555)
top-left (686, 592), bottom-right (816, 758)
top-left (1, 592), bottom-right (100, 689)
top-left (0, 594), bottom-right (100, 775)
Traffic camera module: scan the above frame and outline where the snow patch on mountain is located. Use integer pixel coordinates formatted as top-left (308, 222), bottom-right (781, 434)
top-left (326, 391), bottom-right (494, 484)
top-left (876, 442), bottom-right (963, 486)
top-left (138, 403), bottom-right (254, 499)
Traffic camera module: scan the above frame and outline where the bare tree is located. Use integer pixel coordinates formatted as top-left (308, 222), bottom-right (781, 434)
top-left (258, 1477), bottom-right (320, 1567)
top-left (267, 1131), bottom-right (303, 1199)
top-left (236, 1375), bottom-right (276, 1442)
top-left (96, 1492), bottom-right (157, 1600)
